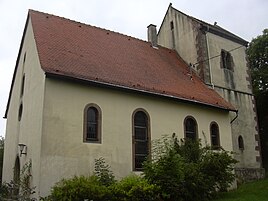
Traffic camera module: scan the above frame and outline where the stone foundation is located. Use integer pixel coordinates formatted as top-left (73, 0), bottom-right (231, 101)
top-left (235, 168), bottom-right (265, 184)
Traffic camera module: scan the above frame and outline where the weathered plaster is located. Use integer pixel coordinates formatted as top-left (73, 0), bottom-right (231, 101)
top-left (2, 18), bottom-right (46, 197)
top-left (38, 78), bottom-right (232, 196)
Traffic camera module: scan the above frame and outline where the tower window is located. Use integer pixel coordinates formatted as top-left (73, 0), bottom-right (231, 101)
top-left (221, 50), bottom-right (233, 70)
top-left (238, 135), bottom-right (244, 150)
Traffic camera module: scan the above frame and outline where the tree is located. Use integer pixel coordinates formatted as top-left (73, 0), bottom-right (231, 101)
top-left (247, 29), bottom-right (268, 95)
top-left (0, 136), bottom-right (4, 184)
top-left (247, 29), bottom-right (268, 171)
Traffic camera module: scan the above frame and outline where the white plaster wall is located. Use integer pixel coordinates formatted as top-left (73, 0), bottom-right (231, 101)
top-left (157, 5), bottom-right (261, 172)
top-left (216, 88), bottom-right (260, 168)
top-left (207, 33), bottom-right (250, 93)
top-left (208, 33), bottom-right (260, 168)
top-left (39, 78), bottom-right (233, 196)
top-left (158, 7), bottom-right (198, 66)
top-left (2, 18), bottom-right (45, 198)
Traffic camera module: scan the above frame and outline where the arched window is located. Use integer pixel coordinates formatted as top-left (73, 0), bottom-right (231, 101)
top-left (184, 116), bottom-right (198, 140)
top-left (238, 135), bottom-right (244, 150)
top-left (133, 109), bottom-right (150, 171)
top-left (221, 49), bottom-right (233, 70)
top-left (84, 104), bottom-right (101, 143)
top-left (210, 122), bottom-right (220, 149)
top-left (13, 156), bottom-right (20, 182)
top-left (13, 156), bottom-right (20, 196)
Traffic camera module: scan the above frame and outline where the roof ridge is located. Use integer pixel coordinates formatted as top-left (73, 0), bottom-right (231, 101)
top-left (169, 5), bottom-right (248, 44)
top-left (28, 9), bottom-right (155, 46)
top-left (26, 9), bottom-right (235, 112)
top-left (169, 6), bottom-right (220, 29)
top-left (29, 9), bottom-right (179, 54)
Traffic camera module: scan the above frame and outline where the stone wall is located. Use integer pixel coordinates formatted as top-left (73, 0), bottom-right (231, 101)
top-left (235, 168), bottom-right (265, 183)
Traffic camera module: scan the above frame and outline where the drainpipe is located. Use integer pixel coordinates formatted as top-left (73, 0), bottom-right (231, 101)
top-left (230, 110), bottom-right (238, 124)
top-left (205, 25), bottom-right (214, 89)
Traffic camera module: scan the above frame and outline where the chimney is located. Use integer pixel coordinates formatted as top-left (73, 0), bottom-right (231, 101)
top-left (147, 24), bottom-right (157, 47)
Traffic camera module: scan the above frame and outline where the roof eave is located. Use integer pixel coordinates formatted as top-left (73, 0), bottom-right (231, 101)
top-left (200, 24), bottom-right (248, 46)
top-left (157, 3), bottom-right (173, 36)
top-left (45, 72), bottom-right (236, 112)
top-left (168, 5), bottom-right (248, 47)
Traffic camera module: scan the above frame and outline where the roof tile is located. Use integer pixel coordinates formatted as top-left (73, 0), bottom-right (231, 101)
top-left (29, 10), bottom-right (235, 111)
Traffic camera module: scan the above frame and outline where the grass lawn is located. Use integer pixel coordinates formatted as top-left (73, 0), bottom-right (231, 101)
top-left (214, 178), bottom-right (268, 201)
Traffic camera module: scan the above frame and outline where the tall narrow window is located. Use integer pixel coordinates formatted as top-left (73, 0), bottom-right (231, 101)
top-left (84, 104), bottom-right (101, 143)
top-left (184, 116), bottom-right (198, 140)
top-left (23, 52), bottom-right (26, 63)
top-left (210, 122), bottom-right (220, 149)
top-left (13, 156), bottom-right (20, 183)
top-left (221, 50), bottom-right (233, 70)
top-left (13, 156), bottom-right (20, 196)
top-left (238, 135), bottom-right (244, 150)
top-left (133, 110), bottom-right (150, 171)
top-left (18, 103), bottom-right (23, 121)
top-left (170, 21), bottom-right (174, 30)
top-left (20, 74), bottom-right (25, 97)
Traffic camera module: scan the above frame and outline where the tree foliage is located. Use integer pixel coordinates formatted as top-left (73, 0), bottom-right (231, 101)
top-left (247, 29), bottom-right (268, 171)
top-left (94, 157), bottom-right (115, 186)
top-left (247, 29), bottom-right (268, 95)
top-left (110, 175), bottom-right (160, 201)
top-left (0, 160), bottom-right (36, 200)
top-left (49, 175), bottom-right (110, 201)
top-left (46, 158), bottom-right (159, 201)
top-left (143, 135), bottom-right (237, 201)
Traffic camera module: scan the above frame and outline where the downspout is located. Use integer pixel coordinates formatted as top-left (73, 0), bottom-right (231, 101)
top-left (205, 25), bottom-right (214, 89)
top-left (230, 110), bottom-right (238, 124)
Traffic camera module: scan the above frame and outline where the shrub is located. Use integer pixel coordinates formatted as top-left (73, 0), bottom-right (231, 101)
top-left (143, 135), bottom-right (237, 201)
top-left (48, 157), bottom-right (159, 201)
top-left (200, 148), bottom-right (237, 192)
top-left (48, 174), bottom-right (160, 201)
top-left (111, 174), bottom-right (160, 201)
top-left (50, 175), bottom-right (111, 201)
top-left (0, 160), bottom-right (36, 201)
top-left (94, 157), bottom-right (115, 186)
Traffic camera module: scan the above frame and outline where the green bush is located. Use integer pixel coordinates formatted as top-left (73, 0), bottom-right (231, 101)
top-left (200, 148), bottom-right (237, 192)
top-left (111, 174), bottom-right (160, 201)
top-left (94, 157), bottom-right (115, 186)
top-left (46, 140), bottom-right (236, 201)
top-left (48, 158), bottom-right (159, 201)
top-left (0, 160), bottom-right (36, 201)
top-left (50, 175), bottom-right (111, 201)
top-left (143, 135), bottom-right (237, 201)
top-left (0, 182), bottom-right (9, 198)
top-left (48, 174), bottom-right (160, 201)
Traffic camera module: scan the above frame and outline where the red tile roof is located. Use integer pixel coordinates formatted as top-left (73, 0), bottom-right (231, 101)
top-left (29, 10), bottom-right (235, 111)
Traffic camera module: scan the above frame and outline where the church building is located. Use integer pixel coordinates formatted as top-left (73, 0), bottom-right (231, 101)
top-left (2, 4), bottom-right (264, 198)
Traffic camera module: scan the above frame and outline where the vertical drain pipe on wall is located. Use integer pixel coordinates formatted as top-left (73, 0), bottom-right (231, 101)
top-left (230, 110), bottom-right (239, 124)
top-left (205, 25), bottom-right (214, 89)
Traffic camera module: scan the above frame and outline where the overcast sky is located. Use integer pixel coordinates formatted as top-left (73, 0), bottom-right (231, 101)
top-left (0, 0), bottom-right (267, 137)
